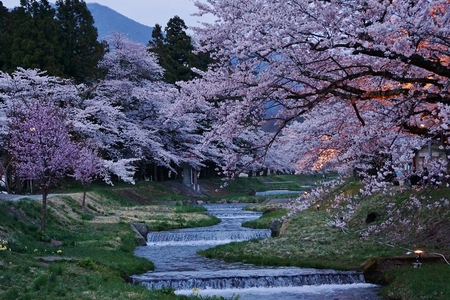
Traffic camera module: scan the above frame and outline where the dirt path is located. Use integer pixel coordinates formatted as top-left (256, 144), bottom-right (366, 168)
top-left (0, 193), bottom-right (61, 202)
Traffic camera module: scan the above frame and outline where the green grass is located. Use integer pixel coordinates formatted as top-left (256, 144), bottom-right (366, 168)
top-left (147, 214), bottom-right (220, 231)
top-left (242, 206), bottom-right (288, 229)
top-left (55, 178), bottom-right (189, 205)
top-left (199, 173), bottom-right (325, 207)
top-left (0, 194), bottom-right (225, 300)
top-left (173, 204), bottom-right (208, 213)
top-left (217, 174), bottom-right (309, 191)
top-left (0, 251), bottom-right (195, 300)
top-left (144, 203), bottom-right (220, 231)
top-left (380, 264), bottom-right (450, 300)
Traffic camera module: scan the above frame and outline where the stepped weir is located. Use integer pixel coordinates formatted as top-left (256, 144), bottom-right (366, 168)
top-left (132, 203), bottom-right (380, 299)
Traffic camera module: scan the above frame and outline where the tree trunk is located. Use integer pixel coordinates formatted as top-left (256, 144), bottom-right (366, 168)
top-left (3, 164), bottom-right (10, 194)
top-left (153, 162), bottom-right (158, 181)
top-left (82, 185), bottom-right (87, 210)
top-left (41, 189), bottom-right (48, 232)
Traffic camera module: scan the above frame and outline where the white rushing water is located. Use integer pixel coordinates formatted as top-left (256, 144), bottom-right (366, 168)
top-left (176, 283), bottom-right (379, 300)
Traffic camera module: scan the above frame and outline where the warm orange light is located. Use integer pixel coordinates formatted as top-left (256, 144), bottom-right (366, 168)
top-left (402, 83), bottom-right (413, 89)
top-left (312, 149), bottom-right (338, 171)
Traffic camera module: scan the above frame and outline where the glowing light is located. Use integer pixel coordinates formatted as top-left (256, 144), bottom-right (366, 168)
top-left (414, 249), bottom-right (423, 268)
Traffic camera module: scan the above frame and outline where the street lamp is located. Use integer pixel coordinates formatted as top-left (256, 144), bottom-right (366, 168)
top-left (413, 250), bottom-right (423, 268)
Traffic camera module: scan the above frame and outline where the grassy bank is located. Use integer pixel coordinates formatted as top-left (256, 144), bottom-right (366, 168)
top-left (200, 204), bottom-right (402, 270)
top-left (198, 173), bottom-right (332, 202)
top-left (241, 206), bottom-right (289, 229)
top-left (0, 189), bottom-right (221, 300)
top-left (380, 264), bottom-right (450, 299)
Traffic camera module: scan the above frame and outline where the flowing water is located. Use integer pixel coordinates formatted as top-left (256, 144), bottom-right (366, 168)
top-left (132, 203), bottom-right (381, 299)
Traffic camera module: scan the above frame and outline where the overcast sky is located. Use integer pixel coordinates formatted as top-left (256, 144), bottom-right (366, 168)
top-left (1, 0), bottom-right (214, 28)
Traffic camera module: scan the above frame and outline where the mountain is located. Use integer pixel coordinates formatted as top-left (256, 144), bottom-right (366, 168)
top-left (87, 3), bottom-right (153, 45)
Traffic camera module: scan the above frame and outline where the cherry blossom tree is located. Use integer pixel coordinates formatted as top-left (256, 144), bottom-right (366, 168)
top-left (0, 68), bottom-right (79, 192)
top-left (183, 0), bottom-right (450, 178)
top-left (72, 143), bottom-right (102, 210)
top-left (0, 53), bottom-right (203, 189)
top-left (8, 100), bottom-right (77, 231)
top-left (0, 68), bottom-right (139, 186)
top-left (78, 32), bottom-right (204, 178)
top-left (273, 99), bottom-right (426, 178)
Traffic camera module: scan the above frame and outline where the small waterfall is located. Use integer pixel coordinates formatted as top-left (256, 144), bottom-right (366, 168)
top-left (145, 203), bottom-right (271, 246)
top-left (133, 270), bottom-right (365, 290)
top-left (147, 229), bottom-right (271, 245)
top-left (255, 190), bottom-right (302, 196)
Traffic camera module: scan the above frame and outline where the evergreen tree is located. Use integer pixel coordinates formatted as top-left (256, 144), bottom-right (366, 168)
top-left (10, 0), bottom-right (62, 76)
top-left (163, 16), bottom-right (194, 83)
top-left (148, 23), bottom-right (169, 77)
top-left (148, 16), bottom-right (212, 84)
top-left (55, 0), bottom-right (105, 83)
top-left (0, 2), bottom-right (12, 71)
top-left (149, 23), bottom-right (165, 49)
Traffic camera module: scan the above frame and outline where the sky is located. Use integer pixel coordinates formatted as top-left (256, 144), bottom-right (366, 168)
top-left (1, 0), bottom-right (215, 28)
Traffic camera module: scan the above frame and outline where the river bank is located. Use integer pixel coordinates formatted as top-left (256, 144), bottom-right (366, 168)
top-left (0, 175), bottom-right (449, 299)
top-left (198, 178), bottom-right (450, 299)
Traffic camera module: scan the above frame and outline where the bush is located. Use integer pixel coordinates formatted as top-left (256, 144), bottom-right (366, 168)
top-left (77, 257), bottom-right (98, 270)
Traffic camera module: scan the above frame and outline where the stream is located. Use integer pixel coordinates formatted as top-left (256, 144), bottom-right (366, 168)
top-left (132, 203), bottom-right (381, 299)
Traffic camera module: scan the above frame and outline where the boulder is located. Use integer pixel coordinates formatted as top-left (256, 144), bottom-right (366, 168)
top-left (269, 219), bottom-right (283, 237)
top-left (131, 223), bottom-right (148, 246)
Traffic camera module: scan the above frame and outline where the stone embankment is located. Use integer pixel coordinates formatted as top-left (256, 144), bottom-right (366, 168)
top-left (131, 223), bottom-right (149, 246)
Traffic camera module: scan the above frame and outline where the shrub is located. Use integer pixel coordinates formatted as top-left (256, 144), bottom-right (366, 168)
top-left (77, 257), bottom-right (98, 270)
